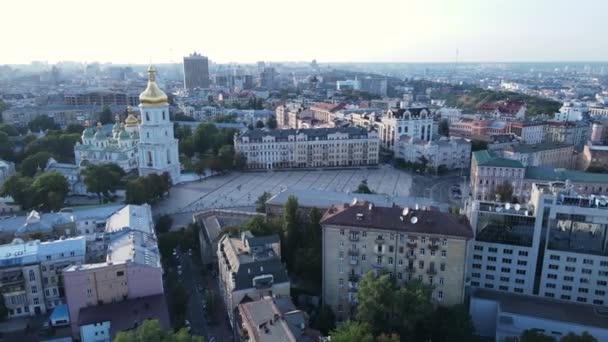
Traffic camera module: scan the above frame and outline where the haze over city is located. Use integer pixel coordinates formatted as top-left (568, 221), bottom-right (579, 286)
top-left (2, 0), bottom-right (608, 64)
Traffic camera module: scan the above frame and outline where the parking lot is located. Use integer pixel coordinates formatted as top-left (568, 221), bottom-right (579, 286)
top-left (154, 165), bottom-right (412, 216)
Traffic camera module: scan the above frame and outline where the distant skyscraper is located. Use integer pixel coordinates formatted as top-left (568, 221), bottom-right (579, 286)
top-left (183, 52), bottom-right (209, 90)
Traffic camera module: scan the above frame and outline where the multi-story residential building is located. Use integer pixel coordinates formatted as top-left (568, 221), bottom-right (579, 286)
top-left (500, 143), bottom-right (575, 168)
top-left (2, 105), bottom-right (124, 128)
top-left (320, 201), bottom-right (473, 321)
top-left (478, 100), bottom-right (526, 120)
top-left (63, 90), bottom-right (140, 107)
top-left (274, 102), bottom-right (307, 128)
top-left (309, 102), bottom-right (345, 124)
top-left (507, 121), bottom-right (545, 144)
top-left (470, 150), bottom-right (526, 201)
top-left (217, 231), bottom-right (290, 327)
top-left (378, 107), bottom-right (434, 150)
top-left (236, 296), bottom-right (320, 342)
top-left (467, 182), bottom-right (608, 308)
top-left (436, 107), bottom-right (462, 124)
top-left (555, 102), bottom-right (588, 122)
top-left (0, 237), bottom-right (86, 318)
top-left (183, 52), bottom-right (210, 90)
top-left (450, 118), bottom-right (508, 140)
top-left (395, 135), bottom-right (471, 170)
top-left (471, 150), bottom-right (608, 202)
top-left (544, 121), bottom-right (591, 147)
top-left (63, 204), bottom-right (163, 339)
top-left (234, 127), bottom-right (379, 169)
top-left (581, 142), bottom-right (608, 171)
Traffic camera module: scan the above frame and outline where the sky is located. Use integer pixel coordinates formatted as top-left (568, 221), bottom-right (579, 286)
top-left (2, 0), bottom-right (607, 64)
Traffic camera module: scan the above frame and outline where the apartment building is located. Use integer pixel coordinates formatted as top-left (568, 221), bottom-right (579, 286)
top-left (378, 107), bottom-right (434, 150)
top-left (63, 204), bottom-right (163, 339)
top-left (217, 232), bottom-right (290, 328)
top-left (234, 127), bottom-right (379, 169)
top-left (395, 135), bottom-right (471, 170)
top-left (467, 182), bottom-right (608, 307)
top-left (0, 237), bottom-right (86, 318)
top-left (544, 121), bottom-right (591, 147)
top-left (236, 296), bottom-right (320, 342)
top-left (309, 102), bottom-right (345, 123)
top-left (275, 102), bottom-right (306, 128)
top-left (500, 143), bottom-right (575, 168)
top-left (508, 121), bottom-right (545, 144)
top-left (321, 201), bottom-right (473, 321)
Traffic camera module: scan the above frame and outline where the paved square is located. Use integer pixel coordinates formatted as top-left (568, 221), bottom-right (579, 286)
top-left (154, 165), bottom-right (412, 215)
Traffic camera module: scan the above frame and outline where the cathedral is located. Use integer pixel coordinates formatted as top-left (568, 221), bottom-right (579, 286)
top-left (74, 66), bottom-right (181, 182)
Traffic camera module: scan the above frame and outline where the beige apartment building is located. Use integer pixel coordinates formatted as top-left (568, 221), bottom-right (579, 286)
top-left (321, 201), bottom-right (473, 321)
top-left (234, 127), bottom-right (379, 169)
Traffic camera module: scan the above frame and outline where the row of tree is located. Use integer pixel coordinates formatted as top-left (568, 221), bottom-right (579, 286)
top-left (0, 171), bottom-right (69, 211)
top-left (125, 172), bottom-right (172, 205)
top-left (114, 319), bottom-right (202, 342)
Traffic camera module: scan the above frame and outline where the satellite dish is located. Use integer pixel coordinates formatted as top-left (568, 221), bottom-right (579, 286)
top-left (514, 203), bottom-right (521, 211)
top-left (505, 203), bottom-right (511, 210)
top-left (402, 207), bottom-right (409, 216)
top-left (410, 216), bottom-right (418, 224)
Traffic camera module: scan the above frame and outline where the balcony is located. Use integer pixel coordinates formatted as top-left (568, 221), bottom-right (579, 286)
top-left (349, 258), bottom-right (359, 266)
top-left (427, 268), bottom-right (437, 276)
top-left (375, 238), bottom-right (385, 244)
top-left (428, 243), bottom-right (439, 251)
top-left (406, 266), bottom-right (416, 273)
top-left (406, 242), bottom-right (417, 249)
top-left (348, 248), bottom-right (359, 256)
top-left (348, 274), bottom-right (360, 282)
top-left (406, 253), bottom-right (416, 260)
top-left (349, 235), bottom-right (360, 242)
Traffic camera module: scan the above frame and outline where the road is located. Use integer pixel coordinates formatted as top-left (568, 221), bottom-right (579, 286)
top-left (178, 252), bottom-right (233, 342)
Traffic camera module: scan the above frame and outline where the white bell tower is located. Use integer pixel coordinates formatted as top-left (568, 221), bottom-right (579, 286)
top-left (137, 66), bottom-right (180, 183)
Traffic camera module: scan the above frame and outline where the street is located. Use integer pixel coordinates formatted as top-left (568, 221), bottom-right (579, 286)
top-left (177, 251), bottom-right (233, 342)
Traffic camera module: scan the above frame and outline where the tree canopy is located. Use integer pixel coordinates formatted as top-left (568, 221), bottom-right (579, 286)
top-left (126, 172), bottom-right (171, 205)
top-left (81, 163), bottom-right (125, 203)
top-left (354, 179), bottom-right (374, 194)
top-left (329, 321), bottom-right (374, 342)
top-left (28, 115), bottom-right (59, 132)
top-left (113, 319), bottom-right (203, 342)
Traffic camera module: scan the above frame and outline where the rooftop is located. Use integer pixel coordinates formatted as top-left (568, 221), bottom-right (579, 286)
top-left (525, 167), bottom-right (608, 184)
top-left (473, 289), bottom-right (608, 329)
top-left (321, 201), bottom-right (473, 239)
top-left (473, 150), bottom-right (524, 168)
top-left (238, 127), bottom-right (373, 140)
top-left (77, 294), bottom-right (170, 339)
top-left (505, 142), bottom-right (573, 154)
top-left (0, 236), bottom-right (86, 268)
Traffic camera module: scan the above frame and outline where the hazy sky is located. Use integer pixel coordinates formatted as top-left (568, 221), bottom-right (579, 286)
top-left (2, 0), bottom-right (607, 64)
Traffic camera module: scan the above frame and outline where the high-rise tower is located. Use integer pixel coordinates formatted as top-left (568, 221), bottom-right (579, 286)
top-left (183, 52), bottom-right (210, 90)
top-left (138, 66), bottom-right (180, 183)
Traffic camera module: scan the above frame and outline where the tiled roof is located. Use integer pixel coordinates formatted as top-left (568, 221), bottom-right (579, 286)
top-left (320, 201), bottom-right (473, 239)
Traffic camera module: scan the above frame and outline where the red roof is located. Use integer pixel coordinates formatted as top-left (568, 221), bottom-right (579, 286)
top-left (311, 102), bottom-right (345, 113)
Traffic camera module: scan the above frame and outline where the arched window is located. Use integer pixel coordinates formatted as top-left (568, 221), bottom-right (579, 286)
top-left (162, 111), bottom-right (166, 120)
top-left (147, 151), bottom-right (153, 167)
top-left (167, 149), bottom-right (171, 164)
top-left (165, 130), bottom-right (168, 136)
top-left (147, 132), bottom-right (150, 139)
top-left (145, 112), bottom-right (150, 121)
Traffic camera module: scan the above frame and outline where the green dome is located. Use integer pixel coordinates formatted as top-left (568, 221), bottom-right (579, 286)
top-left (83, 127), bottom-right (95, 138)
top-left (94, 129), bottom-right (107, 140)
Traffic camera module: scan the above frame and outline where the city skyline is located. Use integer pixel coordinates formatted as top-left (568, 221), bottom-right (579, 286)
top-left (2, 0), bottom-right (608, 65)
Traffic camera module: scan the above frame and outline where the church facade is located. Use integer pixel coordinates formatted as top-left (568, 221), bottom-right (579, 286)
top-left (73, 66), bottom-right (180, 182)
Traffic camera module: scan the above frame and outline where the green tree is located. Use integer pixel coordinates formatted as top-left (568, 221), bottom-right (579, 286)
top-left (98, 105), bottom-right (113, 124)
top-left (0, 175), bottom-right (34, 209)
top-left (65, 123), bottom-right (85, 134)
top-left (0, 131), bottom-right (14, 160)
top-left (495, 180), bottom-right (514, 202)
top-left (28, 115), bottom-right (58, 131)
top-left (356, 272), bottom-right (394, 334)
top-left (437, 164), bottom-right (449, 175)
top-left (0, 123), bottom-right (19, 136)
top-left (519, 329), bottom-right (555, 342)
top-left (391, 280), bottom-right (433, 339)
top-left (330, 321), bottom-right (373, 342)
top-left (218, 144), bottom-right (235, 170)
top-left (426, 305), bottom-right (475, 342)
top-left (312, 305), bottom-right (336, 335)
top-left (0, 290), bottom-right (8, 321)
top-left (283, 195), bottom-right (300, 269)
top-left (20, 151), bottom-right (52, 177)
top-left (354, 179), bottom-right (373, 194)
top-left (234, 152), bottom-right (247, 170)
top-left (438, 118), bottom-right (450, 136)
top-left (255, 192), bottom-right (272, 213)
top-left (81, 163), bottom-right (124, 203)
top-left (266, 115), bottom-right (278, 129)
top-left (155, 215), bottom-right (173, 235)
top-left (561, 332), bottom-right (598, 342)
top-left (31, 171), bottom-right (69, 211)
top-left (113, 319), bottom-right (203, 342)
top-left (255, 120), bottom-right (265, 128)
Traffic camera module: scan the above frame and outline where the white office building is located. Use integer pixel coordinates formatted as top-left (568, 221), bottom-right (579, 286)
top-left (467, 182), bottom-right (608, 306)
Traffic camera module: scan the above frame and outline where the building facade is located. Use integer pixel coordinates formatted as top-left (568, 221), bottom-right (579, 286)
top-left (379, 107), bottom-right (434, 151)
top-left (508, 121), bottom-right (545, 144)
top-left (183, 52), bottom-right (210, 90)
top-left (321, 201), bottom-right (473, 321)
top-left (544, 121), bottom-right (591, 147)
top-left (470, 150), bottom-right (526, 201)
top-left (467, 182), bottom-right (608, 307)
top-left (217, 232), bottom-right (290, 328)
top-left (396, 136), bottom-right (471, 170)
top-left (234, 127), bottom-right (379, 169)
top-left (500, 143), bottom-right (575, 168)
top-left (0, 237), bottom-right (86, 318)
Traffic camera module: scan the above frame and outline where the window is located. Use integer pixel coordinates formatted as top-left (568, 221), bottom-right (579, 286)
top-left (503, 249), bottom-right (513, 254)
top-left (420, 248), bottom-right (425, 255)
top-left (439, 277), bottom-right (444, 285)
top-left (389, 246), bottom-right (394, 253)
top-left (561, 295), bottom-right (571, 300)
top-left (340, 229), bottom-right (344, 236)
top-left (430, 250), bottom-right (436, 257)
top-left (488, 247), bottom-right (498, 253)
top-left (471, 273), bottom-right (481, 278)
top-left (485, 274), bottom-right (495, 280)
top-left (565, 266), bottom-right (575, 272)
top-left (501, 267), bottom-right (511, 273)
top-left (576, 297), bottom-right (587, 303)
top-left (499, 286), bottom-right (509, 291)
top-left (145, 112), bottom-right (150, 121)
top-left (502, 258), bottom-right (512, 264)
top-left (549, 264), bottom-right (559, 270)
top-left (566, 257), bottom-right (577, 263)
top-left (398, 259), bottom-right (403, 266)
top-left (550, 255), bottom-right (560, 261)
top-left (516, 269), bottom-right (526, 275)
top-left (545, 292), bottom-right (555, 298)
top-left (582, 268), bottom-right (592, 275)
top-left (583, 259), bottom-right (593, 265)
top-left (515, 279), bottom-right (525, 284)
top-left (472, 263), bottom-right (481, 269)
top-left (438, 291), bottom-right (443, 300)
top-left (517, 260), bottom-right (527, 266)
top-left (562, 285), bottom-right (573, 291)
top-left (564, 276), bottom-right (574, 282)
top-left (486, 265), bottom-right (496, 271)
top-left (484, 283), bottom-right (494, 289)
top-left (474, 246), bottom-right (483, 251)
top-left (441, 250), bottom-right (447, 258)
top-left (361, 254), bottom-right (366, 261)
top-left (116, 271), bottom-right (124, 277)
top-left (162, 111), bottom-right (166, 120)
top-left (580, 278), bottom-right (589, 284)
top-left (547, 273), bottom-right (557, 279)
top-left (31, 285), bottom-right (37, 294)
top-left (500, 276), bottom-right (509, 282)
top-left (29, 270), bottom-right (35, 281)
top-left (388, 257), bottom-right (394, 265)
top-left (514, 288), bottom-right (524, 293)
top-left (471, 281), bottom-right (480, 287)
top-left (473, 254), bottom-right (482, 260)
top-left (339, 241), bottom-right (344, 248)
top-left (376, 256), bottom-right (382, 265)
top-left (598, 280), bottom-right (607, 286)
top-left (339, 279), bottom-right (344, 287)
top-left (488, 256), bottom-right (497, 262)
top-left (518, 250), bottom-right (528, 257)
top-left (595, 290), bottom-right (606, 296)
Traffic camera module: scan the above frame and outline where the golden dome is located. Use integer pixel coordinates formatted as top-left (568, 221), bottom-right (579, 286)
top-left (139, 66), bottom-right (168, 107)
top-left (125, 106), bottom-right (139, 127)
